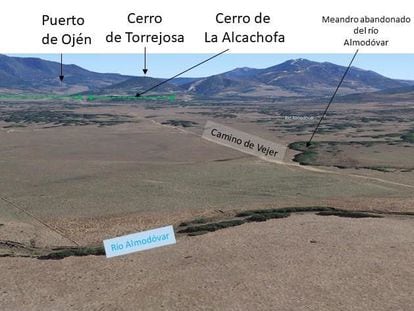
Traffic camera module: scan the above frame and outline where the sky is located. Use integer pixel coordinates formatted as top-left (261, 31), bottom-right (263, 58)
top-left (7, 53), bottom-right (414, 80)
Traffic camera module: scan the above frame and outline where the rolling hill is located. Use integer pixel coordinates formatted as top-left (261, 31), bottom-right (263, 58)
top-left (0, 54), bottom-right (131, 94)
top-left (93, 76), bottom-right (182, 95)
top-left (338, 85), bottom-right (414, 103)
top-left (182, 58), bottom-right (409, 97)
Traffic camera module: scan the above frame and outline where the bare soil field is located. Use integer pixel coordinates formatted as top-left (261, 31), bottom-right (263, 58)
top-left (1, 214), bottom-right (413, 311)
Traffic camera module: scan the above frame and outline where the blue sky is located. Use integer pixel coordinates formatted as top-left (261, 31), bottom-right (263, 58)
top-left (8, 53), bottom-right (414, 80)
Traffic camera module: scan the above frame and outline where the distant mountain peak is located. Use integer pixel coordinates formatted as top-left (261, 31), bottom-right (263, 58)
top-left (281, 58), bottom-right (315, 66)
top-left (234, 67), bottom-right (253, 71)
top-left (289, 58), bottom-right (307, 63)
top-left (184, 57), bottom-right (410, 97)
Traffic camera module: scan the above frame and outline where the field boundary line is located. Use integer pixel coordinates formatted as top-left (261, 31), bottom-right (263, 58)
top-left (0, 196), bottom-right (80, 246)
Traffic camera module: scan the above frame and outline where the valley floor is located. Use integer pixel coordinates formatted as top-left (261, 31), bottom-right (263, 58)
top-left (0, 100), bottom-right (413, 310)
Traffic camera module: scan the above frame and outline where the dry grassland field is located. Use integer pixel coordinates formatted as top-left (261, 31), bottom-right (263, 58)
top-left (0, 55), bottom-right (413, 310)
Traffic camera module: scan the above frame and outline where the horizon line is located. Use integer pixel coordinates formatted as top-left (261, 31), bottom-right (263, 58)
top-left (4, 53), bottom-right (414, 81)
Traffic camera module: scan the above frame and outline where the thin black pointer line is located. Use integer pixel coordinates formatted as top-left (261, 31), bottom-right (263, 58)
top-left (307, 49), bottom-right (359, 147)
top-left (0, 196), bottom-right (80, 246)
top-left (144, 47), bottom-right (147, 70)
top-left (60, 53), bottom-right (63, 76)
top-left (136, 49), bottom-right (230, 96)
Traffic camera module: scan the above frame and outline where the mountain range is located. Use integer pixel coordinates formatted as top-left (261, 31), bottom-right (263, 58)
top-left (0, 54), bottom-right (131, 94)
top-left (0, 54), bottom-right (412, 99)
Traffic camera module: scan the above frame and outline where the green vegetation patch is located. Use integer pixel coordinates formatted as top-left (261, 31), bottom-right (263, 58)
top-left (161, 120), bottom-right (198, 127)
top-left (288, 141), bottom-right (319, 151)
top-left (288, 139), bottom-right (412, 168)
top-left (0, 109), bottom-right (135, 127)
top-left (361, 166), bottom-right (395, 173)
top-left (316, 211), bottom-right (384, 218)
top-left (0, 93), bottom-right (176, 103)
top-left (293, 150), bottom-right (318, 165)
top-left (188, 231), bottom-right (210, 237)
top-left (179, 217), bottom-right (208, 227)
top-left (401, 130), bottom-right (414, 143)
top-left (235, 206), bottom-right (335, 217)
top-left (38, 246), bottom-right (105, 260)
top-left (245, 212), bottom-right (290, 222)
top-left (178, 207), bottom-right (337, 236)
top-left (177, 219), bottom-right (245, 234)
top-left (288, 141), bottom-right (320, 166)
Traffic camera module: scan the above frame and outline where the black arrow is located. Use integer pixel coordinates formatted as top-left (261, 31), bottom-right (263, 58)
top-left (306, 49), bottom-right (359, 147)
top-left (136, 48), bottom-right (229, 97)
top-left (142, 47), bottom-right (148, 75)
top-left (59, 53), bottom-right (64, 82)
